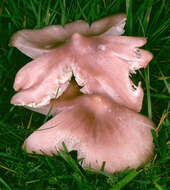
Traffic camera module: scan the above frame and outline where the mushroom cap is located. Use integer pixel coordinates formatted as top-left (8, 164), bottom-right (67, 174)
top-left (9, 14), bottom-right (126, 59)
top-left (69, 34), bottom-right (153, 112)
top-left (11, 34), bottom-right (153, 112)
top-left (23, 94), bottom-right (154, 173)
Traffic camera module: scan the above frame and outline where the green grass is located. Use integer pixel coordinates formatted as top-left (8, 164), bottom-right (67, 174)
top-left (0, 0), bottom-right (170, 189)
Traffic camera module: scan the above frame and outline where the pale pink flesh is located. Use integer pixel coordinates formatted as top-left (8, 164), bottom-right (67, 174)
top-left (70, 34), bottom-right (153, 111)
top-left (25, 81), bottom-right (81, 115)
top-left (23, 94), bottom-right (154, 173)
top-left (9, 14), bottom-right (126, 59)
top-left (11, 34), bottom-right (153, 112)
top-left (11, 43), bottom-right (73, 107)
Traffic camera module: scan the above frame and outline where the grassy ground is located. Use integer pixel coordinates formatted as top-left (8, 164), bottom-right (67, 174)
top-left (0, 0), bottom-right (170, 189)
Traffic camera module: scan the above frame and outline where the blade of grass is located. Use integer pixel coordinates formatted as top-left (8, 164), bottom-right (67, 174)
top-left (109, 169), bottom-right (139, 190)
top-left (150, 93), bottom-right (170, 100)
top-left (150, 18), bottom-right (170, 42)
top-left (153, 179), bottom-right (165, 190)
top-left (26, 179), bottom-right (40, 184)
top-left (0, 177), bottom-right (12, 190)
top-left (45, 156), bottom-right (57, 176)
top-left (142, 0), bottom-right (152, 33)
top-left (0, 153), bottom-right (22, 161)
top-left (43, 0), bottom-right (51, 25)
top-left (26, 113), bottom-right (33, 129)
top-left (60, 0), bottom-right (66, 26)
top-left (0, 164), bottom-right (16, 173)
top-left (48, 1), bottom-right (60, 25)
top-left (144, 65), bottom-right (152, 120)
top-left (37, 0), bottom-right (42, 28)
top-left (126, 0), bottom-right (133, 35)
top-left (58, 142), bottom-right (85, 178)
top-left (0, 121), bottom-right (23, 141)
top-left (159, 69), bottom-right (170, 94)
top-left (77, 0), bottom-right (88, 21)
top-left (149, 0), bottom-right (165, 31)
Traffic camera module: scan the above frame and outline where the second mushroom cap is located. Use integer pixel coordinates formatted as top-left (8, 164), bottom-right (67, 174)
top-left (23, 94), bottom-right (154, 173)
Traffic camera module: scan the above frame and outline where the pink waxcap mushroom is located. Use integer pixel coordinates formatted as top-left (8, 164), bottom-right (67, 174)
top-left (11, 34), bottom-right (153, 112)
top-left (9, 14), bottom-right (126, 59)
top-left (23, 94), bottom-right (154, 174)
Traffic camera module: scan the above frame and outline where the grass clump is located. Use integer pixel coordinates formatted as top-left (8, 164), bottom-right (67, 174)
top-left (0, 0), bottom-right (170, 189)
